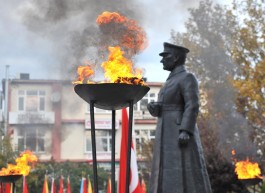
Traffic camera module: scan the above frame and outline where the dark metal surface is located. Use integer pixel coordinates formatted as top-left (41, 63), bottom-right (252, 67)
top-left (74, 83), bottom-right (150, 110)
top-left (240, 178), bottom-right (263, 186)
top-left (89, 101), bottom-right (98, 193)
top-left (111, 110), bottom-right (116, 193)
top-left (0, 175), bottom-right (22, 183)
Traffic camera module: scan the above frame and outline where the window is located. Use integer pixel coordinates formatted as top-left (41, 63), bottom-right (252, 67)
top-left (85, 130), bottom-right (112, 153)
top-left (87, 105), bottom-right (111, 114)
top-left (17, 127), bottom-right (45, 153)
top-left (134, 92), bottom-right (158, 111)
top-left (18, 90), bottom-right (46, 111)
top-left (135, 129), bottom-right (155, 154)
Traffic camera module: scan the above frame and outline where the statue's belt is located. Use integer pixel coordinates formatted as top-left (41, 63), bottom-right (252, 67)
top-left (161, 104), bottom-right (184, 111)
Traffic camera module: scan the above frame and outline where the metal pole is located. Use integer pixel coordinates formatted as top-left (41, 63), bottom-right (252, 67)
top-left (12, 182), bottom-right (15, 193)
top-left (90, 101), bottom-right (98, 193)
top-left (125, 101), bottom-right (134, 193)
top-left (4, 65), bottom-right (9, 136)
top-left (111, 110), bottom-right (116, 193)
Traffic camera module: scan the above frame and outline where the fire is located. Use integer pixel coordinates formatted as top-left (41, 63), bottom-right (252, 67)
top-left (235, 158), bottom-right (262, 179)
top-left (73, 65), bottom-right (95, 84)
top-left (0, 150), bottom-right (38, 176)
top-left (96, 11), bottom-right (126, 24)
top-left (96, 11), bottom-right (147, 53)
top-left (232, 150), bottom-right (262, 179)
top-left (102, 46), bottom-right (142, 83)
top-left (73, 11), bottom-right (147, 85)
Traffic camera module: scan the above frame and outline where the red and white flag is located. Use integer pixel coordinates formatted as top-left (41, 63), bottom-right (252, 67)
top-left (51, 177), bottom-right (56, 193)
top-left (67, 176), bottom-right (71, 193)
top-left (119, 108), bottom-right (142, 193)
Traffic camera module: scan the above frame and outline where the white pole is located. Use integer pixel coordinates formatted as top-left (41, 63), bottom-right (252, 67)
top-left (4, 65), bottom-right (9, 136)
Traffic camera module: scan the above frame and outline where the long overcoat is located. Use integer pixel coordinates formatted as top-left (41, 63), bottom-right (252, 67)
top-left (148, 65), bottom-right (212, 193)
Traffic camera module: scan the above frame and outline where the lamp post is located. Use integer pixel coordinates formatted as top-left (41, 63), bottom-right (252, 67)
top-left (4, 65), bottom-right (9, 136)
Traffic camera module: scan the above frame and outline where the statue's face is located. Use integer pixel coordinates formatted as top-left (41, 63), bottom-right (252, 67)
top-left (160, 52), bottom-right (177, 71)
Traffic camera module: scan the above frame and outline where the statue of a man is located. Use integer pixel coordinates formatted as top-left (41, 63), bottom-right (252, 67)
top-left (147, 42), bottom-right (212, 193)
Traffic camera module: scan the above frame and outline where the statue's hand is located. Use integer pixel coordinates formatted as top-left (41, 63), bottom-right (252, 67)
top-left (147, 102), bottom-right (161, 117)
top-left (178, 130), bottom-right (190, 147)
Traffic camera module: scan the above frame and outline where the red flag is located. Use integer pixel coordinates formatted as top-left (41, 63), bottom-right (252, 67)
top-left (141, 179), bottom-right (146, 193)
top-left (119, 108), bottom-right (142, 193)
top-left (59, 176), bottom-right (64, 193)
top-left (67, 176), bottom-right (71, 193)
top-left (51, 177), bottom-right (56, 193)
top-left (23, 176), bottom-right (29, 193)
top-left (83, 178), bottom-right (87, 193)
top-left (42, 175), bottom-right (49, 193)
top-left (0, 182), bottom-right (2, 193)
top-left (5, 183), bottom-right (11, 193)
top-left (107, 178), bottom-right (111, 193)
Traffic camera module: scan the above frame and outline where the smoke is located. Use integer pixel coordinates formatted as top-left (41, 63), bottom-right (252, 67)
top-left (19, 0), bottom-right (145, 80)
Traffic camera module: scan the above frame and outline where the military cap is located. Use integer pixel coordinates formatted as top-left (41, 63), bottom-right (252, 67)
top-left (159, 42), bottom-right (189, 56)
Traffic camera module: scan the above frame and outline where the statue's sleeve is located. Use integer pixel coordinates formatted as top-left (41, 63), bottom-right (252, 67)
top-left (180, 73), bottom-right (199, 135)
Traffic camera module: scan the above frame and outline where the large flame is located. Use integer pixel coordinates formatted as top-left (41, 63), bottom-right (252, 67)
top-left (232, 150), bottom-right (262, 179)
top-left (0, 150), bottom-right (38, 176)
top-left (96, 11), bottom-right (147, 53)
top-left (96, 11), bottom-right (126, 24)
top-left (73, 11), bottom-right (147, 85)
top-left (102, 46), bottom-right (142, 82)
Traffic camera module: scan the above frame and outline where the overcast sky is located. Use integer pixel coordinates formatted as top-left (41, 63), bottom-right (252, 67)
top-left (0, 0), bottom-right (231, 90)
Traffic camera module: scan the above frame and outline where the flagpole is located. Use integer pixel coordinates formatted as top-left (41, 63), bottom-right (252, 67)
top-left (111, 110), bottom-right (116, 193)
top-left (125, 101), bottom-right (134, 193)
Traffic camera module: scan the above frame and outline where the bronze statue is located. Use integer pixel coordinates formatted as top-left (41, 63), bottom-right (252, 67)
top-left (147, 42), bottom-right (212, 193)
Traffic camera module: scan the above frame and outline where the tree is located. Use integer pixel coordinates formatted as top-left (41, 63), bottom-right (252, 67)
top-left (230, 0), bottom-right (265, 161)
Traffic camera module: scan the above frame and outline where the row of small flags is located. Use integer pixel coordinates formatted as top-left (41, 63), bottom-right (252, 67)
top-left (42, 175), bottom-right (71, 193)
top-left (41, 174), bottom-right (146, 193)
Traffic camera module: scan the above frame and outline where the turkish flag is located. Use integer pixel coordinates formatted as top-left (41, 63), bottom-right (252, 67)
top-left (119, 108), bottom-right (142, 193)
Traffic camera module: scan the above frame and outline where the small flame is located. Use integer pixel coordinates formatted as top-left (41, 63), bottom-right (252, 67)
top-left (0, 150), bottom-right (38, 176)
top-left (232, 149), bottom-right (262, 179)
top-left (235, 158), bottom-right (262, 179)
top-left (72, 65), bottom-right (95, 84)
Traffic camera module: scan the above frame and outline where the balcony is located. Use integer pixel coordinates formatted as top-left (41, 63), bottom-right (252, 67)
top-left (9, 111), bottom-right (55, 124)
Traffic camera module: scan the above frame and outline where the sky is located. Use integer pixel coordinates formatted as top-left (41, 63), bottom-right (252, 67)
top-left (0, 0), bottom-right (231, 91)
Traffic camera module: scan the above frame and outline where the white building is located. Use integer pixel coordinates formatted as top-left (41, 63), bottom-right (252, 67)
top-left (1, 74), bottom-right (162, 167)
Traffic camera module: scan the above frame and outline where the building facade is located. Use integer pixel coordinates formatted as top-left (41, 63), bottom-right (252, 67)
top-left (1, 74), bottom-right (162, 165)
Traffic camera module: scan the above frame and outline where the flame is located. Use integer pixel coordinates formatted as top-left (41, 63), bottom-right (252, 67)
top-left (235, 158), bottom-right (263, 179)
top-left (0, 150), bottom-right (38, 176)
top-left (96, 11), bottom-right (126, 24)
top-left (96, 11), bottom-right (147, 53)
top-left (72, 65), bottom-right (95, 84)
top-left (101, 46), bottom-right (142, 83)
top-left (73, 11), bottom-right (148, 85)
top-left (232, 149), bottom-right (262, 179)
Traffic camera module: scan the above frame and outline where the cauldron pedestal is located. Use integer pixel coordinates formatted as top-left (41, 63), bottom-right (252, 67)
top-left (75, 83), bottom-right (150, 193)
top-left (240, 178), bottom-right (263, 193)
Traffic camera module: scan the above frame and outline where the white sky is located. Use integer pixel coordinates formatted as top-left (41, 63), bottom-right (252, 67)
top-left (0, 0), bottom-right (232, 91)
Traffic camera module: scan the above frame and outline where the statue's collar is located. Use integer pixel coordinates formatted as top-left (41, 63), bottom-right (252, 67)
top-left (167, 65), bottom-right (186, 80)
